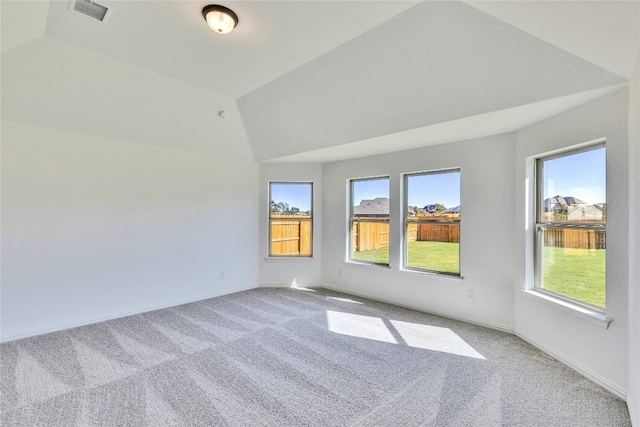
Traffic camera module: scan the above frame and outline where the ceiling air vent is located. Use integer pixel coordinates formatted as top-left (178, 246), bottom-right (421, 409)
top-left (68, 0), bottom-right (111, 23)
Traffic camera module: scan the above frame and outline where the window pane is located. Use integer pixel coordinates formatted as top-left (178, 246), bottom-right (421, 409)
top-left (270, 183), bottom-right (312, 256)
top-left (540, 147), bottom-right (605, 223)
top-left (351, 178), bottom-right (389, 265)
top-left (270, 219), bottom-right (312, 256)
top-left (539, 227), bottom-right (606, 309)
top-left (405, 171), bottom-right (460, 274)
top-left (270, 183), bottom-right (312, 217)
top-left (407, 224), bottom-right (460, 274)
top-left (406, 172), bottom-right (460, 218)
top-left (351, 221), bottom-right (390, 264)
top-left (352, 178), bottom-right (389, 218)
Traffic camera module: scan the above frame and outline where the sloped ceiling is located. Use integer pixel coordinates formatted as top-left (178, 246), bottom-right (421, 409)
top-left (465, 0), bottom-right (640, 80)
top-left (238, 1), bottom-right (627, 162)
top-left (38, 0), bottom-right (419, 98)
top-left (1, 36), bottom-right (252, 159)
top-left (1, 1), bottom-right (638, 163)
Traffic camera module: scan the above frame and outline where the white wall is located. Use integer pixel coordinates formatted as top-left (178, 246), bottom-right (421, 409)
top-left (259, 163), bottom-right (322, 287)
top-left (514, 88), bottom-right (629, 397)
top-left (1, 121), bottom-right (259, 341)
top-left (627, 51), bottom-right (640, 425)
top-left (321, 134), bottom-right (516, 331)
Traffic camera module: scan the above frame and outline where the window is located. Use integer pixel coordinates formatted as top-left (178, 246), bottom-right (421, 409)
top-left (403, 170), bottom-right (461, 275)
top-left (535, 143), bottom-right (606, 310)
top-left (269, 182), bottom-right (312, 257)
top-left (350, 177), bottom-right (390, 265)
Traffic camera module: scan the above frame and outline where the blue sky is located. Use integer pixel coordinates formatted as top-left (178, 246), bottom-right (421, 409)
top-left (271, 148), bottom-right (604, 213)
top-left (542, 147), bottom-right (605, 204)
top-left (406, 172), bottom-right (460, 209)
top-left (270, 183), bottom-right (312, 211)
top-left (353, 178), bottom-right (389, 206)
top-left (350, 174), bottom-right (460, 209)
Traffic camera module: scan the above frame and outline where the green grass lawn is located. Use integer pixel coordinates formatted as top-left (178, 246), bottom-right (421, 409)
top-left (542, 246), bottom-right (606, 309)
top-left (353, 241), bottom-right (459, 274)
top-left (352, 246), bottom-right (389, 265)
top-left (353, 243), bottom-right (606, 308)
top-left (407, 241), bottom-right (459, 274)
top-left (353, 242), bottom-right (606, 308)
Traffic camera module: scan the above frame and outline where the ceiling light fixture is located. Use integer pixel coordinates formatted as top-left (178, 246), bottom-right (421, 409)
top-left (202, 5), bottom-right (238, 34)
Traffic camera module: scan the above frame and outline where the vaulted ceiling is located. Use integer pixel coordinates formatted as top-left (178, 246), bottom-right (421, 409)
top-left (2, 1), bottom-right (638, 163)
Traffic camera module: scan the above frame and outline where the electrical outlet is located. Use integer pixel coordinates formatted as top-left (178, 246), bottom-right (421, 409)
top-left (466, 290), bottom-right (474, 301)
top-left (219, 272), bottom-right (225, 279)
top-left (339, 269), bottom-right (343, 277)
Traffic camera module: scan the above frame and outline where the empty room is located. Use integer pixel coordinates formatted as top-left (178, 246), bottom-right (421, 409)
top-left (1, 0), bottom-right (639, 425)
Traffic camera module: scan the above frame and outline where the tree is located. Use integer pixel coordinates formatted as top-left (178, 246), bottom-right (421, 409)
top-left (271, 201), bottom-right (303, 215)
top-left (277, 202), bottom-right (290, 213)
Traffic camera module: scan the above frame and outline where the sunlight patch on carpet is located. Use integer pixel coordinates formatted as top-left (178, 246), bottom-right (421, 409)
top-left (326, 311), bottom-right (397, 344)
top-left (326, 310), bottom-right (485, 359)
top-left (390, 320), bottom-right (485, 359)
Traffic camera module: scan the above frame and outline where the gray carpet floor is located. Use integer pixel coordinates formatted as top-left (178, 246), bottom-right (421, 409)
top-left (0, 287), bottom-right (631, 426)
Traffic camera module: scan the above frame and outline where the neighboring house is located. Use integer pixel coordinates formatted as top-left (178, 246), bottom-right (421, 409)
top-left (594, 203), bottom-right (607, 213)
top-left (424, 204), bottom-right (438, 214)
top-left (354, 197), bottom-right (389, 218)
top-left (544, 195), bottom-right (605, 221)
top-left (544, 195), bottom-right (586, 213)
top-left (442, 206), bottom-right (461, 214)
top-left (568, 204), bottom-right (604, 221)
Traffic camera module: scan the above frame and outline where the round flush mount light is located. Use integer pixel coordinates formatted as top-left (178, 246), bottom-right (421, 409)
top-left (202, 5), bottom-right (238, 34)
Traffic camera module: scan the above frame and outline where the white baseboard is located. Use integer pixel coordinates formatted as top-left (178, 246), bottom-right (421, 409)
top-left (0, 283), bottom-right (257, 343)
top-left (319, 284), bottom-right (515, 334)
top-left (258, 282), bottom-right (323, 289)
top-left (515, 331), bottom-right (626, 400)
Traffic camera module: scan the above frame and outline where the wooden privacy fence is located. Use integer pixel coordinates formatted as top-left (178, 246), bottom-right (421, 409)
top-left (271, 217), bottom-right (605, 254)
top-left (406, 215), bottom-right (460, 247)
top-left (353, 222), bottom-right (390, 252)
top-left (407, 223), bottom-right (460, 244)
top-left (353, 218), bottom-right (460, 252)
top-left (543, 228), bottom-right (606, 250)
top-left (270, 215), bottom-right (312, 256)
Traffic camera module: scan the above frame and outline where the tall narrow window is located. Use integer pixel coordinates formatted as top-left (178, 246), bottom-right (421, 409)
top-left (404, 170), bottom-right (460, 275)
top-left (350, 177), bottom-right (390, 265)
top-left (269, 182), bottom-right (312, 257)
top-left (536, 143), bottom-right (606, 310)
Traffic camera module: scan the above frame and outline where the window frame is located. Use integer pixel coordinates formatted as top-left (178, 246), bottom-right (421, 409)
top-left (268, 181), bottom-right (313, 258)
top-left (349, 176), bottom-right (390, 266)
top-left (534, 142), bottom-right (606, 312)
top-left (402, 169), bottom-right (461, 276)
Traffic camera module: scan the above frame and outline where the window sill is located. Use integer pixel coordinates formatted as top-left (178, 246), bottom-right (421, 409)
top-left (264, 257), bottom-right (314, 263)
top-left (521, 289), bottom-right (612, 329)
top-left (398, 268), bottom-right (464, 284)
top-left (343, 260), bottom-right (392, 272)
